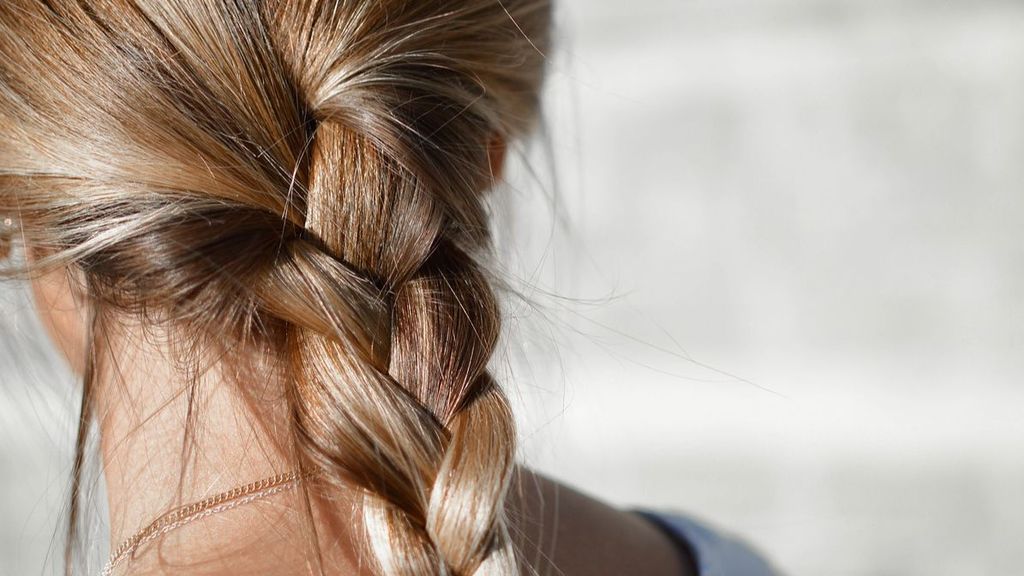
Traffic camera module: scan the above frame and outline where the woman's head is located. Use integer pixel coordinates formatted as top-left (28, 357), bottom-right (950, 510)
top-left (0, 1), bottom-right (551, 574)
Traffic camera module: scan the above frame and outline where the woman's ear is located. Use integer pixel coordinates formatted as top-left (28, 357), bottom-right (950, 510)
top-left (27, 248), bottom-right (90, 375)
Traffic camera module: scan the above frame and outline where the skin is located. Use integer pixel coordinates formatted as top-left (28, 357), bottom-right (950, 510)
top-left (28, 257), bottom-right (88, 375)
top-left (24, 145), bottom-right (694, 576)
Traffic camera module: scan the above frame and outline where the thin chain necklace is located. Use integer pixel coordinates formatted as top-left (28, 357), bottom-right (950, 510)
top-left (101, 469), bottom-right (308, 576)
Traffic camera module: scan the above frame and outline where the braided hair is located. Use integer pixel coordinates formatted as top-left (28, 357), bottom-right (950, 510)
top-left (0, 0), bottom-right (551, 574)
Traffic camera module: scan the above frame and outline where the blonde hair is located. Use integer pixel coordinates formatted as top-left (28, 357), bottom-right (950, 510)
top-left (0, 1), bottom-right (551, 574)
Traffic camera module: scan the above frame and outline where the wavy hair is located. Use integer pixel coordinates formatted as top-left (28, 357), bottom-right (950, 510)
top-left (0, 0), bottom-right (551, 574)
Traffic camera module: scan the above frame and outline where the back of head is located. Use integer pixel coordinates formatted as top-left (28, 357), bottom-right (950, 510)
top-left (0, 0), bottom-right (551, 574)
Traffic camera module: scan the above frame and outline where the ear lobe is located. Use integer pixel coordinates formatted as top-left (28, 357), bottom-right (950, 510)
top-left (0, 217), bottom-right (14, 260)
top-left (27, 248), bottom-right (90, 376)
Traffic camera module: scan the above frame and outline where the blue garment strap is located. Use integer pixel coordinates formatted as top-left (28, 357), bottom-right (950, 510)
top-left (633, 509), bottom-right (779, 576)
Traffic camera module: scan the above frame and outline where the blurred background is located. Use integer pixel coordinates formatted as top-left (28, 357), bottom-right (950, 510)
top-left (3, 0), bottom-right (1024, 574)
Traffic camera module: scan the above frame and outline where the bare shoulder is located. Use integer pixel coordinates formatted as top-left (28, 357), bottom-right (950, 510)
top-left (509, 468), bottom-right (695, 576)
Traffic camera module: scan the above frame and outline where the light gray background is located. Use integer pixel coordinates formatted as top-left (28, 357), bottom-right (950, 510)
top-left (3, 1), bottom-right (1023, 575)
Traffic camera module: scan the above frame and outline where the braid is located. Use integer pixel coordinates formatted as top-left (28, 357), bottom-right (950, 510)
top-left (259, 0), bottom-right (553, 563)
top-left (252, 119), bottom-right (519, 574)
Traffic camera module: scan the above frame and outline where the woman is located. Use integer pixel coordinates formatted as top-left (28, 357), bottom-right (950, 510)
top-left (0, 1), bottom-right (777, 574)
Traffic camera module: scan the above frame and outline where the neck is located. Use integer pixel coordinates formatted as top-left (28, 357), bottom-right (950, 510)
top-left (93, 321), bottom-right (363, 573)
top-left (87, 321), bottom-right (602, 576)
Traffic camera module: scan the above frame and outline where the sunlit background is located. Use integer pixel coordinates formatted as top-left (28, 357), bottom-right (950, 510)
top-left (3, 1), bottom-right (1024, 574)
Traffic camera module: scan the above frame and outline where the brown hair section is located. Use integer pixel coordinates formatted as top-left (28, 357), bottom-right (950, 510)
top-left (0, 0), bottom-right (551, 574)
